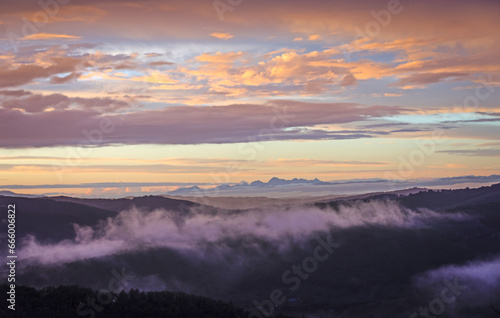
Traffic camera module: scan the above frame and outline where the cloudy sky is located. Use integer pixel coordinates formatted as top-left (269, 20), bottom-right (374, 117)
top-left (0, 0), bottom-right (499, 195)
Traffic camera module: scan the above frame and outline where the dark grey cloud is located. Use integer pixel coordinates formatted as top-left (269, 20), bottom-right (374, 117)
top-left (418, 174), bottom-right (500, 186)
top-left (0, 182), bottom-right (211, 190)
top-left (390, 72), bottom-right (469, 87)
top-left (148, 61), bottom-right (174, 67)
top-left (0, 44), bottom-right (141, 88)
top-left (0, 100), bottom-right (405, 148)
top-left (445, 118), bottom-right (500, 124)
top-left (438, 149), bottom-right (500, 157)
top-left (0, 163), bottom-right (246, 174)
top-left (0, 56), bottom-right (88, 88)
top-left (0, 89), bottom-right (32, 97)
top-left (361, 122), bottom-right (410, 129)
top-left (341, 73), bottom-right (357, 87)
top-left (0, 91), bottom-right (132, 113)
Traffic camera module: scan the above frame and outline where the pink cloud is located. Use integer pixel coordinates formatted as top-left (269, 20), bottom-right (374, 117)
top-left (0, 100), bottom-right (405, 148)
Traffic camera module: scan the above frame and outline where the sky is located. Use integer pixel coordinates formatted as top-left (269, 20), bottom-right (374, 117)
top-left (0, 0), bottom-right (499, 196)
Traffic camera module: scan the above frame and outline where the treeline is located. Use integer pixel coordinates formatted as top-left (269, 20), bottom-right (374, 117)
top-left (0, 284), bottom-right (294, 318)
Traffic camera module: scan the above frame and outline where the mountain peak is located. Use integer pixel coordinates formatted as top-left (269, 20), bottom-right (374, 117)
top-left (250, 180), bottom-right (266, 186)
top-left (267, 177), bottom-right (288, 185)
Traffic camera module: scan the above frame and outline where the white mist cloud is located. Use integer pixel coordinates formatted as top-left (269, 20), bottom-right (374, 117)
top-left (18, 200), bottom-right (467, 266)
top-left (414, 255), bottom-right (500, 307)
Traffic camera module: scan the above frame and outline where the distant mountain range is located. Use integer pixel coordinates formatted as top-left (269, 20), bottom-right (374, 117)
top-left (166, 175), bottom-right (500, 197)
top-left (2, 175), bottom-right (500, 199)
top-left (167, 177), bottom-right (336, 195)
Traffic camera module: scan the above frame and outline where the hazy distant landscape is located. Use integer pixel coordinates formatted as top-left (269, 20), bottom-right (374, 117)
top-left (2, 183), bottom-right (500, 317)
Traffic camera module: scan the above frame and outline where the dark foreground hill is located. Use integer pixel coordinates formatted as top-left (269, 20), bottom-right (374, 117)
top-left (49, 195), bottom-right (199, 213)
top-left (0, 196), bottom-right (117, 242)
top-left (314, 183), bottom-right (500, 211)
top-left (0, 284), bottom-right (294, 318)
top-left (0, 195), bottom-right (202, 242)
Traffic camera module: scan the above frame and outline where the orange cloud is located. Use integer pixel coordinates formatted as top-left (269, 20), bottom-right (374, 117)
top-left (209, 32), bottom-right (234, 40)
top-left (22, 33), bottom-right (81, 40)
top-left (384, 93), bottom-right (403, 97)
top-left (308, 34), bottom-right (321, 41)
